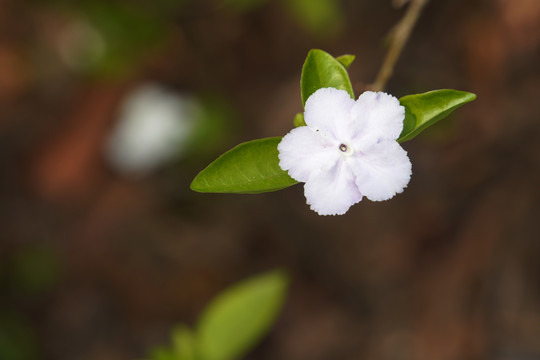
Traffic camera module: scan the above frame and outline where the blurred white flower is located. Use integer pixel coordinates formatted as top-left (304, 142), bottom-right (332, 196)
top-left (105, 84), bottom-right (199, 176)
top-left (278, 88), bottom-right (412, 216)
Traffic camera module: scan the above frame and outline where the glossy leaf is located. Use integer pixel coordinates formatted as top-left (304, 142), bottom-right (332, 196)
top-left (196, 270), bottom-right (289, 360)
top-left (300, 49), bottom-right (354, 106)
top-left (398, 89), bottom-right (477, 142)
top-left (190, 137), bottom-right (297, 194)
top-left (293, 113), bottom-right (306, 127)
top-left (336, 54), bottom-right (355, 69)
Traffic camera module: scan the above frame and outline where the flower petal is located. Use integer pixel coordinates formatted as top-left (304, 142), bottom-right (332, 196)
top-left (351, 140), bottom-right (412, 201)
top-left (278, 126), bottom-right (340, 182)
top-left (350, 91), bottom-right (404, 141)
top-left (304, 161), bottom-right (362, 215)
top-left (304, 88), bottom-right (356, 140)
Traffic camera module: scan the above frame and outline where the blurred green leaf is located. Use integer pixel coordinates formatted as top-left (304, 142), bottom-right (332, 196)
top-left (336, 54), bottom-right (355, 69)
top-left (148, 346), bottom-right (177, 360)
top-left (196, 270), bottom-right (289, 360)
top-left (184, 95), bottom-right (235, 159)
top-left (10, 245), bottom-right (60, 294)
top-left (301, 49), bottom-right (354, 106)
top-left (282, 0), bottom-right (343, 36)
top-left (293, 113), bottom-right (306, 127)
top-left (76, 1), bottom-right (168, 76)
top-left (172, 325), bottom-right (197, 360)
top-left (398, 89), bottom-right (477, 142)
top-left (190, 137), bottom-right (297, 194)
top-left (0, 311), bottom-right (38, 360)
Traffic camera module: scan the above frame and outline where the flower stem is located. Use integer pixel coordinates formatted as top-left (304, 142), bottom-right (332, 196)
top-left (370, 0), bottom-right (430, 92)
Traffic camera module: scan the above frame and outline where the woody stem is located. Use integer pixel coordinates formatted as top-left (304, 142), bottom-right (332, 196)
top-left (370, 0), bottom-right (430, 92)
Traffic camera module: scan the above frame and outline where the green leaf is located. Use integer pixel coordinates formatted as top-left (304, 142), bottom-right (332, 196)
top-left (282, 0), bottom-right (343, 36)
top-left (293, 113), bottom-right (306, 127)
top-left (0, 311), bottom-right (38, 360)
top-left (172, 325), bottom-right (197, 360)
top-left (398, 89), bottom-right (477, 142)
top-left (300, 49), bottom-right (354, 106)
top-left (196, 270), bottom-right (289, 360)
top-left (148, 347), bottom-right (176, 360)
top-left (190, 137), bottom-right (297, 194)
top-left (336, 54), bottom-right (355, 69)
top-left (78, 1), bottom-right (167, 77)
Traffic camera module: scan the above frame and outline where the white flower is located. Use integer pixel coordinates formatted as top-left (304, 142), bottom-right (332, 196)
top-left (105, 84), bottom-right (200, 176)
top-left (278, 87), bottom-right (412, 215)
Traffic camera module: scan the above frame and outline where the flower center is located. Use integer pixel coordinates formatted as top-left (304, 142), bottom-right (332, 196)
top-left (338, 143), bottom-right (354, 156)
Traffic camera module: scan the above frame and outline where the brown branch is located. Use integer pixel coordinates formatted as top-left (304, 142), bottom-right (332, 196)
top-left (370, 0), bottom-right (430, 92)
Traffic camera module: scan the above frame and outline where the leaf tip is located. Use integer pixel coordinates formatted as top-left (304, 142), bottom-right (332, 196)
top-left (190, 172), bottom-right (207, 193)
top-left (336, 54), bottom-right (355, 69)
top-left (466, 91), bottom-right (477, 102)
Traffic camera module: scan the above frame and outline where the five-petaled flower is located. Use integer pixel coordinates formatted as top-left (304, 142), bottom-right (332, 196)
top-left (278, 87), bottom-right (412, 215)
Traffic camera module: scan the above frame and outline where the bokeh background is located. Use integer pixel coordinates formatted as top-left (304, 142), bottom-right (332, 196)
top-left (1, 0), bottom-right (540, 359)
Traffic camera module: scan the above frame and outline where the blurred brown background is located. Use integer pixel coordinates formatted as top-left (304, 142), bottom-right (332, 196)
top-left (1, 0), bottom-right (540, 359)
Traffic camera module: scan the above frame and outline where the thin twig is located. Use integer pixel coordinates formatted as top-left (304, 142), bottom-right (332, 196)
top-left (370, 0), bottom-right (430, 92)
